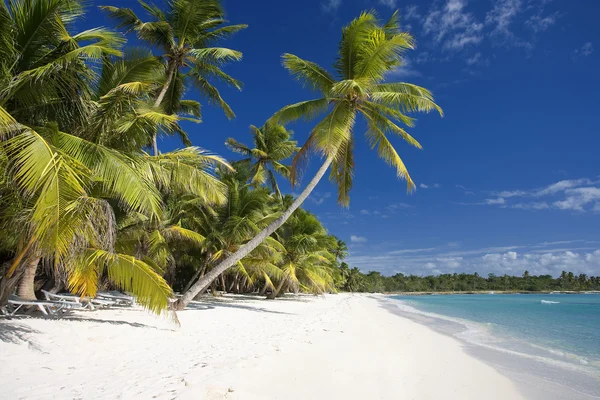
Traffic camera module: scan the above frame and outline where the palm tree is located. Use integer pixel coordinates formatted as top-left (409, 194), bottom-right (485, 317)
top-left (101, 0), bottom-right (247, 154)
top-left (173, 10), bottom-right (442, 310)
top-left (178, 167), bottom-right (284, 298)
top-left (267, 208), bottom-right (336, 299)
top-left (0, 1), bottom-right (227, 313)
top-left (331, 238), bottom-right (349, 263)
top-left (225, 123), bottom-right (299, 197)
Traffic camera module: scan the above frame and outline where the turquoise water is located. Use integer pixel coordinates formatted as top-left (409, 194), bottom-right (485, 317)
top-left (389, 293), bottom-right (600, 399)
top-left (390, 293), bottom-right (600, 369)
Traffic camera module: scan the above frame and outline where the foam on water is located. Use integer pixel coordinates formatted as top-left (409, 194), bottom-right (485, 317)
top-left (387, 297), bottom-right (595, 374)
top-left (385, 294), bottom-right (600, 399)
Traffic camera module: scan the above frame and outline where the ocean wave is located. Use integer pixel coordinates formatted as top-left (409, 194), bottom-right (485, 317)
top-left (541, 300), bottom-right (560, 304)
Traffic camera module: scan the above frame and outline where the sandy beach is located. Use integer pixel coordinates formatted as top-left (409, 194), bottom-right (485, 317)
top-left (0, 294), bottom-right (524, 399)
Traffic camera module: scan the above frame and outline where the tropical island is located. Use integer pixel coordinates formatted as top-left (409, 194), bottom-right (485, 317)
top-left (1, 1), bottom-right (598, 399)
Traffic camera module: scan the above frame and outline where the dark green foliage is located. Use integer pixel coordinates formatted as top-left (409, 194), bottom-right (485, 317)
top-left (332, 268), bottom-right (600, 293)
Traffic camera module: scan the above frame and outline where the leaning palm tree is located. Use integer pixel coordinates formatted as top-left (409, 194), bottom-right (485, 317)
top-left (101, 0), bottom-right (247, 154)
top-left (173, 10), bottom-right (442, 310)
top-left (225, 123), bottom-right (299, 197)
top-left (268, 208), bottom-right (336, 299)
top-left (178, 167), bottom-right (284, 297)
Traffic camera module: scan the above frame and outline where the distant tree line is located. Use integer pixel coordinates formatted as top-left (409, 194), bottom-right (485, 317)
top-left (335, 265), bottom-right (600, 293)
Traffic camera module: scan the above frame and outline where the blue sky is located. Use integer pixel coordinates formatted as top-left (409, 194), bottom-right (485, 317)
top-left (92, 0), bottom-right (599, 277)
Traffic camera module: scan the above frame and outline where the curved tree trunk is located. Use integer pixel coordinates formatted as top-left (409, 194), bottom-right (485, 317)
top-left (151, 62), bottom-right (177, 156)
top-left (173, 156), bottom-right (334, 310)
top-left (266, 278), bottom-right (287, 300)
top-left (181, 262), bottom-right (208, 295)
top-left (259, 281), bottom-right (270, 295)
top-left (17, 256), bottom-right (40, 300)
top-left (0, 264), bottom-right (26, 307)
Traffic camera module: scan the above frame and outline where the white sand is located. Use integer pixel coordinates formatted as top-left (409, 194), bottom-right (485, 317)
top-left (0, 293), bottom-right (525, 399)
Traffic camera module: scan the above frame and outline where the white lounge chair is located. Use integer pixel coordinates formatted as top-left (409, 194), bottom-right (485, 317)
top-left (97, 291), bottom-right (134, 306)
top-left (41, 289), bottom-right (86, 307)
top-left (41, 290), bottom-right (117, 310)
top-left (5, 294), bottom-right (83, 316)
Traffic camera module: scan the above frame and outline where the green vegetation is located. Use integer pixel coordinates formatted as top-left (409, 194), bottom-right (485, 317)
top-left (0, 1), bottom-right (442, 313)
top-left (335, 268), bottom-right (600, 293)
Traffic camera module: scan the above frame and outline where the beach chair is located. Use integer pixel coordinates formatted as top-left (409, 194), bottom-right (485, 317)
top-left (97, 291), bottom-right (134, 307)
top-left (41, 290), bottom-right (117, 310)
top-left (41, 289), bottom-right (87, 308)
top-left (90, 297), bottom-right (117, 309)
top-left (6, 294), bottom-right (83, 316)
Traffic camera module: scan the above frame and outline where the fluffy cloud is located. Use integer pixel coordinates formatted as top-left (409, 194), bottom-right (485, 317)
top-left (322, 0), bottom-right (341, 12)
top-left (308, 192), bottom-right (331, 205)
top-left (350, 235), bottom-right (368, 243)
top-left (379, 0), bottom-right (396, 9)
top-left (420, 183), bottom-right (441, 189)
top-left (423, 0), bottom-right (483, 50)
top-left (485, 0), bottom-right (522, 38)
top-left (387, 57), bottom-right (421, 78)
top-left (526, 12), bottom-right (559, 33)
top-left (346, 241), bottom-right (600, 277)
top-left (465, 178), bottom-right (600, 213)
top-left (573, 42), bottom-right (594, 59)
top-left (408, 0), bottom-right (558, 63)
top-left (553, 187), bottom-right (600, 212)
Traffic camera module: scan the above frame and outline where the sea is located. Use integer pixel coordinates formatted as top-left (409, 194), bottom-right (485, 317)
top-left (386, 293), bottom-right (600, 399)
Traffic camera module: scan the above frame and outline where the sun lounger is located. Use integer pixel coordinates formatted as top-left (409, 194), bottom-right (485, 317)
top-left (6, 294), bottom-right (83, 316)
top-left (41, 289), bottom-right (84, 306)
top-left (42, 290), bottom-right (118, 310)
top-left (97, 291), bottom-right (134, 306)
top-left (90, 298), bottom-right (116, 308)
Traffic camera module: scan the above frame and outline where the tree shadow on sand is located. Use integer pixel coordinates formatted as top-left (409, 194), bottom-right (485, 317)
top-left (184, 298), bottom-right (295, 315)
top-left (0, 321), bottom-right (41, 345)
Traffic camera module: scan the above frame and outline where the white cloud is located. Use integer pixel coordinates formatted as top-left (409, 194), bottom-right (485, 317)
top-left (387, 57), bottom-right (421, 78)
top-left (347, 240), bottom-right (600, 277)
top-left (573, 42), bottom-right (594, 59)
top-left (309, 192), bottom-right (331, 205)
top-left (485, 0), bottom-right (522, 38)
top-left (386, 203), bottom-right (414, 211)
top-left (497, 190), bottom-right (527, 198)
top-left (420, 183), bottom-right (441, 189)
top-left (534, 178), bottom-right (593, 196)
top-left (360, 209), bottom-right (370, 215)
top-left (473, 178), bottom-right (600, 212)
top-left (526, 12), bottom-right (559, 33)
top-left (322, 0), bottom-right (341, 12)
top-left (404, 5), bottom-right (421, 20)
top-left (465, 52), bottom-right (490, 66)
top-left (512, 202), bottom-right (550, 210)
top-left (553, 187), bottom-right (600, 212)
top-left (485, 197), bottom-right (506, 205)
top-left (350, 235), bottom-right (368, 243)
top-left (379, 0), bottom-right (396, 9)
top-left (423, 0), bottom-right (483, 51)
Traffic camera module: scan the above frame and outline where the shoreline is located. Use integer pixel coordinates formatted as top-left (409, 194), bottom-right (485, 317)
top-left (381, 296), bottom-right (600, 400)
top-left (383, 290), bottom-right (600, 295)
top-left (0, 293), bottom-right (526, 399)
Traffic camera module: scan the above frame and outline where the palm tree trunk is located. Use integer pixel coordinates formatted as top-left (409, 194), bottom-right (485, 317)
top-left (17, 256), bottom-right (40, 300)
top-left (220, 274), bottom-right (227, 293)
top-left (0, 264), bottom-right (25, 307)
top-left (259, 281), bottom-right (269, 296)
top-left (266, 278), bottom-right (287, 300)
top-left (173, 156), bottom-right (334, 310)
top-left (181, 262), bottom-right (208, 295)
top-left (151, 62), bottom-right (177, 156)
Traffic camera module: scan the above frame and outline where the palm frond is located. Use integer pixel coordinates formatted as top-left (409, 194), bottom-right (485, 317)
top-left (282, 53), bottom-right (335, 94)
